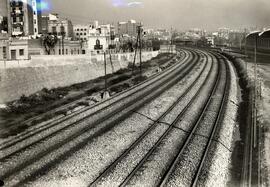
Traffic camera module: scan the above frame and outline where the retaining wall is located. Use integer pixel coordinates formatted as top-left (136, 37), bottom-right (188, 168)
top-left (0, 51), bottom-right (158, 103)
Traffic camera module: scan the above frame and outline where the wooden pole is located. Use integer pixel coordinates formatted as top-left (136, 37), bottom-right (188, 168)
top-left (104, 52), bottom-right (107, 91)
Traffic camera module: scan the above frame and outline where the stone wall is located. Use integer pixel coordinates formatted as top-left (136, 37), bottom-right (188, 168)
top-left (0, 51), bottom-right (158, 103)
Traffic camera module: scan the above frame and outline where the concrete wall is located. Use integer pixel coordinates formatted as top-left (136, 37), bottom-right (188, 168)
top-left (0, 51), bottom-right (158, 103)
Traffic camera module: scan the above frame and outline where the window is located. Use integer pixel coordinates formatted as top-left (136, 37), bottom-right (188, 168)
top-left (11, 50), bottom-right (16, 60)
top-left (52, 26), bottom-right (57, 34)
top-left (19, 49), bottom-right (24, 56)
top-left (77, 29), bottom-right (80, 31)
top-left (3, 47), bottom-right (7, 59)
top-left (76, 33), bottom-right (79, 35)
top-left (34, 19), bottom-right (36, 24)
top-left (66, 49), bottom-right (68, 54)
top-left (80, 33), bottom-right (82, 35)
top-left (84, 28), bottom-right (87, 31)
top-left (34, 28), bottom-right (37, 33)
top-left (60, 26), bottom-right (65, 34)
top-left (84, 33), bottom-right (86, 35)
top-left (59, 49), bottom-right (61, 55)
top-left (33, 11), bottom-right (36, 15)
top-left (81, 29), bottom-right (83, 31)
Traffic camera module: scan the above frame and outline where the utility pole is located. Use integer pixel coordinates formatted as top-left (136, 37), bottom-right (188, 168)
top-left (60, 23), bottom-right (65, 55)
top-left (109, 31), bottom-right (114, 73)
top-left (104, 52), bottom-right (107, 91)
top-left (171, 27), bottom-right (173, 53)
top-left (131, 23), bottom-right (143, 76)
top-left (139, 24), bottom-right (142, 76)
top-left (253, 34), bottom-right (257, 148)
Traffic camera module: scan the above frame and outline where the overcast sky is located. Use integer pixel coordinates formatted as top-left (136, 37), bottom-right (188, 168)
top-left (45, 0), bottom-right (270, 30)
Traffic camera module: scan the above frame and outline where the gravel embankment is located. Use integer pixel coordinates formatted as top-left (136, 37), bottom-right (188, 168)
top-left (20, 51), bottom-right (204, 187)
top-left (95, 123), bottom-right (169, 187)
top-left (96, 52), bottom-right (217, 186)
top-left (0, 52), bottom-right (189, 159)
top-left (0, 50), bottom-right (197, 186)
top-left (0, 51), bottom-right (188, 150)
top-left (1, 61), bottom-right (198, 186)
top-left (93, 54), bottom-right (210, 186)
top-left (165, 59), bottom-right (227, 186)
top-left (126, 129), bottom-right (186, 187)
top-left (197, 57), bottom-right (239, 187)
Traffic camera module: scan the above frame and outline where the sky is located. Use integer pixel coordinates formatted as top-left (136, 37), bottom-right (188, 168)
top-left (43, 0), bottom-right (270, 31)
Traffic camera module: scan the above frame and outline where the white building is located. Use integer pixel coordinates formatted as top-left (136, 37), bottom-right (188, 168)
top-left (87, 23), bottom-right (115, 54)
top-left (74, 24), bottom-right (88, 41)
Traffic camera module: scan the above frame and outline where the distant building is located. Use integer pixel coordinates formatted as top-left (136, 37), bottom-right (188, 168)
top-left (9, 0), bottom-right (42, 36)
top-left (228, 31), bottom-right (245, 48)
top-left (87, 22), bottom-right (115, 54)
top-left (218, 28), bottom-right (230, 40)
top-left (40, 15), bottom-right (49, 34)
top-left (0, 33), bottom-right (9, 59)
top-left (206, 36), bottom-right (215, 46)
top-left (9, 39), bottom-right (29, 59)
top-left (117, 20), bottom-right (140, 37)
top-left (31, 0), bottom-right (42, 35)
top-left (73, 24), bottom-right (88, 41)
top-left (159, 45), bottom-right (176, 54)
top-left (47, 14), bottom-right (74, 39)
top-left (0, 0), bottom-right (11, 34)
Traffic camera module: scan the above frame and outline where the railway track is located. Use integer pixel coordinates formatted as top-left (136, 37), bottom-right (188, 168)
top-left (0, 51), bottom-right (183, 142)
top-left (0, 49), bottom-right (234, 187)
top-left (87, 51), bottom-right (228, 187)
top-left (0, 48), bottom-right (204, 186)
top-left (0, 50), bottom-right (187, 153)
top-left (89, 51), bottom-right (214, 187)
top-left (0, 50), bottom-right (185, 150)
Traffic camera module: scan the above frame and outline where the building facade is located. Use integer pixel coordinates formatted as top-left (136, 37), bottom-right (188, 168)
top-left (87, 23), bottom-right (115, 54)
top-left (47, 14), bottom-right (74, 39)
top-left (73, 24), bottom-right (88, 41)
top-left (0, 0), bottom-right (11, 34)
top-left (9, 0), bottom-right (42, 36)
top-left (0, 33), bottom-right (9, 59)
top-left (117, 20), bottom-right (140, 37)
top-left (31, 0), bottom-right (41, 35)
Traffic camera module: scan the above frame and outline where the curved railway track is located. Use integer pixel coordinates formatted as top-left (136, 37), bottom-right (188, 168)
top-left (0, 50), bottom-right (185, 150)
top-left (160, 53), bottom-right (229, 187)
top-left (89, 51), bottom-right (215, 187)
top-left (88, 51), bottom-right (228, 187)
top-left (0, 48), bottom-right (204, 186)
top-left (0, 50), bottom-right (188, 155)
top-left (0, 49), bottom-right (233, 187)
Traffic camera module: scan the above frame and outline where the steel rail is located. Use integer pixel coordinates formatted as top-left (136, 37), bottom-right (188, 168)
top-left (1, 49), bottom-right (200, 186)
top-left (159, 51), bottom-right (224, 187)
top-left (89, 50), bottom-right (211, 187)
top-left (0, 50), bottom-right (186, 150)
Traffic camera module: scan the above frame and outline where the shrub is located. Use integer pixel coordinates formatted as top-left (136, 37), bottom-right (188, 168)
top-left (109, 83), bottom-right (130, 93)
top-left (85, 86), bottom-right (103, 95)
top-left (77, 101), bottom-right (90, 107)
top-left (132, 75), bottom-right (147, 85)
top-left (108, 74), bottom-right (132, 85)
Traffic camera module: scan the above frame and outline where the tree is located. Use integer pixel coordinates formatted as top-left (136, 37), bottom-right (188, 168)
top-left (41, 34), bottom-right (58, 55)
